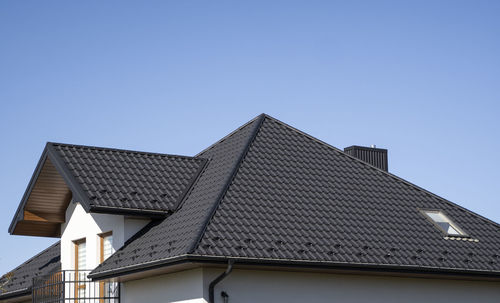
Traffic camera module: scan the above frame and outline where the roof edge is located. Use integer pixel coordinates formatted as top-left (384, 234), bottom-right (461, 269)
top-left (89, 206), bottom-right (169, 218)
top-left (187, 114), bottom-right (266, 254)
top-left (9, 142), bottom-right (92, 235)
top-left (49, 142), bottom-right (202, 161)
top-left (8, 147), bottom-right (49, 234)
top-left (0, 288), bottom-right (30, 300)
top-left (88, 254), bottom-right (500, 282)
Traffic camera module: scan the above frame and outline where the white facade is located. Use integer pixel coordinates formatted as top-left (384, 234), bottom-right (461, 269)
top-left (122, 269), bottom-right (205, 303)
top-left (120, 267), bottom-right (500, 303)
top-left (60, 201), bottom-right (150, 271)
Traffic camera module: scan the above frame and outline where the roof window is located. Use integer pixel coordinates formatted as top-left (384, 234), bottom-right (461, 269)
top-left (422, 210), bottom-right (466, 236)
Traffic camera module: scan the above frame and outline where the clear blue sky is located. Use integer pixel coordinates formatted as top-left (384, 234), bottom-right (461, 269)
top-left (0, 1), bottom-right (499, 275)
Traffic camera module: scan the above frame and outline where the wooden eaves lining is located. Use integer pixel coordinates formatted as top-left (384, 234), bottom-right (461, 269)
top-left (11, 157), bottom-right (71, 237)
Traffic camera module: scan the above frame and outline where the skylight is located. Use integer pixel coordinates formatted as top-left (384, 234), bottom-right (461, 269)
top-left (423, 210), bottom-right (466, 236)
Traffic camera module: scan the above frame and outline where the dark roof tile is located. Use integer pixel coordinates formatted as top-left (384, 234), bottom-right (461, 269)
top-left (0, 242), bottom-right (60, 298)
top-left (51, 144), bottom-right (206, 213)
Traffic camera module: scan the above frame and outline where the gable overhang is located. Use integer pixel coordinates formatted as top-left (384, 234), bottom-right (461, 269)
top-left (8, 143), bottom-right (91, 237)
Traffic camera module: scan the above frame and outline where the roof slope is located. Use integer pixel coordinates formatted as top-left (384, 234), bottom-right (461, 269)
top-left (90, 116), bottom-right (263, 276)
top-left (0, 242), bottom-right (60, 299)
top-left (50, 143), bottom-right (207, 213)
top-left (88, 114), bottom-right (500, 279)
top-left (195, 116), bottom-right (500, 272)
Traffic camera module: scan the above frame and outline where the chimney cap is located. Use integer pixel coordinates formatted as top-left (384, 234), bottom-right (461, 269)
top-left (344, 145), bottom-right (388, 171)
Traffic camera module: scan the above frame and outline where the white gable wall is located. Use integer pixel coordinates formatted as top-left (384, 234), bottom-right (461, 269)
top-left (60, 201), bottom-right (150, 271)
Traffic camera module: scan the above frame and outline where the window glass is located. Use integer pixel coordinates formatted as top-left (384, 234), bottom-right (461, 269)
top-left (423, 210), bottom-right (465, 236)
top-left (76, 241), bottom-right (86, 270)
top-left (103, 234), bottom-right (113, 261)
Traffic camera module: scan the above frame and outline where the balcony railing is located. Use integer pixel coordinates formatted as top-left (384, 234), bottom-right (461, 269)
top-left (32, 270), bottom-right (119, 303)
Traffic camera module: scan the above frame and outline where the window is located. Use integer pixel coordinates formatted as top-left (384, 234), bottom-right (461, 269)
top-left (422, 210), bottom-right (466, 236)
top-left (74, 239), bottom-right (86, 270)
top-left (99, 232), bottom-right (114, 263)
top-left (74, 238), bottom-right (86, 298)
top-left (99, 232), bottom-right (114, 302)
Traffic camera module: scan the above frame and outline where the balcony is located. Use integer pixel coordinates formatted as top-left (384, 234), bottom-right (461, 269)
top-left (32, 270), bottom-right (119, 303)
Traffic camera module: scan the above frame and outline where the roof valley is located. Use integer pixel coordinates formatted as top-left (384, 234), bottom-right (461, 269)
top-left (91, 114), bottom-right (265, 276)
top-left (188, 114), bottom-right (266, 253)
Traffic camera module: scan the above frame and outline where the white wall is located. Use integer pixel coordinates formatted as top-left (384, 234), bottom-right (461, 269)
top-left (124, 218), bottom-right (150, 241)
top-left (204, 268), bottom-right (500, 303)
top-left (122, 269), bottom-right (205, 303)
top-left (60, 201), bottom-right (150, 271)
top-left (120, 267), bottom-right (500, 303)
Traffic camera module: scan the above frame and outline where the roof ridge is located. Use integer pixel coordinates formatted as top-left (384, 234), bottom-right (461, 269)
top-left (195, 114), bottom-right (266, 157)
top-left (188, 114), bottom-right (267, 253)
top-left (263, 114), bottom-right (500, 230)
top-left (1, 241), bottom-right (59, 278)
top-left (49, 142), bottom-right (204, 161)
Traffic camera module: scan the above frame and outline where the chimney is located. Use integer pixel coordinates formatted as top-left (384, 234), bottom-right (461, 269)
top-left (344, 145), bottom-right (388, 171)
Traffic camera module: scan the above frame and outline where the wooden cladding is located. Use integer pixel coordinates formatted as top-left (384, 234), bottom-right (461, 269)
top-left (23, 210), bottom-right (65, 223)
top-left (12, 158), bottom-right (72, 237)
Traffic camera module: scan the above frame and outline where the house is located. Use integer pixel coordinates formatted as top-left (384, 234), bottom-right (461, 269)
top-left (1, 114), bottom-right (499, 303)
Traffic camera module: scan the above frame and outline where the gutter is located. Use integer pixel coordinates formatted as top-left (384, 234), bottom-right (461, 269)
top-left (0, 288), bottom-right (30, 301)
top-left (90, 205), bottom-right (169, 218)
top-left (209, 261), bottom-right (234, 303)
top-left (89, 254), bottom-right (500, 282)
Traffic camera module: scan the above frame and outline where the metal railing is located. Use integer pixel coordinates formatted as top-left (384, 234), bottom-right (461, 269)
top-left (32, 270), bottom-right (119, 303)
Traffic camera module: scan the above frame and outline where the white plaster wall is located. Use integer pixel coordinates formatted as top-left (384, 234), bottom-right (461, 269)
top-left (124, 218), bottom-right (150, 241)
top-left (120, 267), bottom-right (500, 303)
top-left (203, 268), bottom-right (500, 303)
top-left (61, 202), bottom-right (124, 270)
top-left (121, 269), bottom-right (205, 303)
top-left (60, 201), bottom-right (150, 271)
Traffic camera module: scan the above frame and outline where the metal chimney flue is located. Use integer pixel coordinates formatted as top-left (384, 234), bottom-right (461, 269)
top-left (344, 145), bottom-right (388, 171)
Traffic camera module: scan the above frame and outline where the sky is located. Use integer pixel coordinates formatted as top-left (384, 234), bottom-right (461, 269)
top-left (0, 1), bottom-right (499, 275)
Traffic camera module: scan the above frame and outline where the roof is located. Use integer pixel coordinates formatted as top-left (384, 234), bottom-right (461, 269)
top-left (9, 143), bottom-right (207, 236)
top-left (0, 242), bottom-right (60, 300)
top-left (50, 143), bottom-right (207, 213)
top-left (89, 114), bottom-right (500, 279)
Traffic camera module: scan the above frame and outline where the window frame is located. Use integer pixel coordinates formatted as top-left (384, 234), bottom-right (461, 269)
top-left (73, 238), bottom-right (87, 299)
top-left (98, 231), bottom-right (113, 264)
top-left (98, 231), bottom-right (113, 302)
top-left (73, 238), bottom-right (86, 271)
top-left (419, 209), bottom-right (468, 237)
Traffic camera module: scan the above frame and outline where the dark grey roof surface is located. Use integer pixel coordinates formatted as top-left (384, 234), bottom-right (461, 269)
top-left (196, 117), bottom-right (500, 271)
top-left (91, 116), bottom-right (263, 276)
top-left (84, 115), bottom-right (500, 278)
top-left (51, 143), bottom-right (207, 213)
top-left (0, 242), bottom-right (60, 299)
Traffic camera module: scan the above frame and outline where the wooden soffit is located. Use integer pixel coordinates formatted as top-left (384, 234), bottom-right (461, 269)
top-left (9, 150), bottom-right (72, 238)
